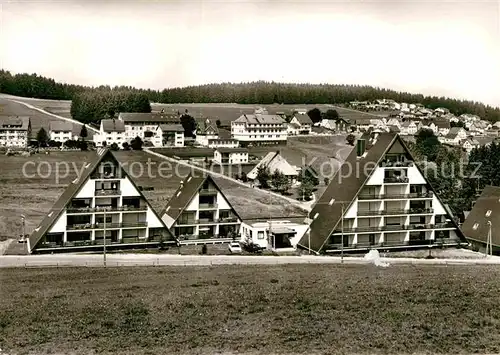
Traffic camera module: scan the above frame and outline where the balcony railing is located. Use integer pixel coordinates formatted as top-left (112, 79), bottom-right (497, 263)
top-left (384, 177), bottom-right (409, 183)
top-left (357, 208), bottom-right (434, 216)
top-left (379, 161), bottom-right (414, 168)
top-left (38, 235), bottom-right (163, 249)
top-left (199, 203), bottom-right (218, 209)
top-left (325, 238), bottom-right (459, 250)
top-left (66, 206), bottom-right (147, 214)
top-left (333, 222), bottom-right (454, 234)
top-left (95, 189), bottom-right (121, 196)
top-left (199, 188), bottom-right (218, 196)
top-left (219, 216), bottom-right (239, 223)
top-left (67, 222), bottom-right (147, 230)
top-left (358, 192), bottom-right (433, 200)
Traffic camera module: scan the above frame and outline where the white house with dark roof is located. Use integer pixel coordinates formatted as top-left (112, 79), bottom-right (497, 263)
top-left (160, 174), bottom-right (242, 244)
top-left (49, 121), bottom-right (75, 143)
top-left (118, 112), bottom-right (180, 141)
top-left (439, 127), bottom-right (467, 145)
top-left (93, 119), bottom-right (126, 148)
top-left (195, 119), bottom-right (219, 146)
top-left (0, 116), bottom-right (31, 148)
top-left (28, 148), bottom-right (175, 253)
top-left (297, 132), bottom-right (467, 254)
top-left (400, 121), bottom-right (418, 135)
top-left (231, 112), bottom-right (287, 145)
top-left (213, 147), bottom-right (249, 164)
top-left (154, 124), bottom-right (184, 147)
top-left (247, 151), bottom-right (299, 183)
top-left (462, 138), bottom-right (480, 153)
top-left (288, 114), bottom-right (313, 135)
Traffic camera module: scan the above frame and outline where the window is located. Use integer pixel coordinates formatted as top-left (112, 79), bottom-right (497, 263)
top-left (486, 210), bottom-right (492, 217)
top-left (473, 223), bottom-right (479, 230)
top-left (257, 231), bottom-right (265, 239)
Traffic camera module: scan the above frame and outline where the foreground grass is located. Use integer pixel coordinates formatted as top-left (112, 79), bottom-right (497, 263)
top-left (1, 265), bottom-right (500, 355)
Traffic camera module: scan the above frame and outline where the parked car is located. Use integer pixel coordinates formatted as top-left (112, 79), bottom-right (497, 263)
top-left (228, 242), bottom-right (242, 254)
top-left (242, 242), bottom-right (265, 254)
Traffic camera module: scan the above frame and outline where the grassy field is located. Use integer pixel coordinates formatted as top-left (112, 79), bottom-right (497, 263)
top-left (0, 150), bottom-right (305, 242)
top-left (1, 264), bottom-right (500, 355)
top-left (0, 97), bottom-right (91, 139)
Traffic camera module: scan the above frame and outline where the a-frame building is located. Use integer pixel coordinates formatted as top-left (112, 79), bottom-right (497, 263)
top-left (298, 131), bottom-right (468, 254)
top-left (29, 148), bottom-right (175, 253)
top-left (160, 173), bottom-right (242, 244)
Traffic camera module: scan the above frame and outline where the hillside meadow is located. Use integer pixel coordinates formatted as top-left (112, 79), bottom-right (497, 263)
top-left (1, 264), bottom-right (500, 354)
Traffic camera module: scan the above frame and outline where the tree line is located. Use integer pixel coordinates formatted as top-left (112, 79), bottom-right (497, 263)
top-left (1, 70), bottom-right (499, 122)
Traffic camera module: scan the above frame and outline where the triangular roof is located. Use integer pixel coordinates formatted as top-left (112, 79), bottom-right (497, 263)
top-left (28, 149), bottom-right (174, 251)
top-left (462, 185), bottom-right (500, 247)
top-left (297, 132), bottom-right (467, 253)
top-left (247, 151), bottom-right (298, 179)
top-left (160, 173), bottom-right (242, 222)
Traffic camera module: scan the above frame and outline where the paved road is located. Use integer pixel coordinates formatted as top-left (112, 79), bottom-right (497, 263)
top-left (3, 97), bottom-right (99, 134)
top-left (145, 148), bottom-right (311, 210)
top-left (1, 254), bottom-right (500, 268)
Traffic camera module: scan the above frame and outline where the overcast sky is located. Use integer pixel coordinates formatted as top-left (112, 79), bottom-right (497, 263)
top-left (1, 0), bottom-right (499, 106)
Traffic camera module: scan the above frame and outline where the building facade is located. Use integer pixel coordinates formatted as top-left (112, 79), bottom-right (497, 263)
top-left (0, 116), bottom-right (31, 148)
top-left (231, 113), bottom-right (287, 146)
top-left (298, 132), bottom-right (468, 254)
top-left (213, 147), bottom-right (249, 164)
top-left (28, 149), bottom-right (174, 253)
top-left (49, 121), bottom-right (74, 143)
top-left (161, 174), bottom-right (242, 244)
top-left (240, 218), bottom-right (308, 250)
top-left (93, 119), bottom-right (126, 148)
top-left (154, 124), bottom-right (184, 147)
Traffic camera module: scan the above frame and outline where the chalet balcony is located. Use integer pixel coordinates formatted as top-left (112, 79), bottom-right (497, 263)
top-left (219, 216), bottom-right (239, 223)
top-left (199, 203), bottom-right (218, 210)
top-left (95, 189), bottom-right (121, 196)
top-left (383, 177), bottom-right (409, 184)
top-left (37, 235), bottom-right (163, 249)
top-left (66, 206), bottom-right (147, 214)
top-left (379, 161), bottom-right (414, 168)
top-left (199, 188), bottom-right (218, 196)
top-left (357, 208), bottom-right (434, 216)
top-left (66, 222), bottom-right (147, 230)
top-left (325, 238), bottom-right (456, 250)
top-left (332, 222), bottom-right (452, 234)
top-left (358, 192), bottom-right (433, 200)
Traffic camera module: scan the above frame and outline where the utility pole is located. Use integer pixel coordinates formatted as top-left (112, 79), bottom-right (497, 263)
top-left (308, 209), bottom-right (311, 255)
top-left (341, 203), bottom-right (344, 264)
top-left (487, 220), bottom-right (492, 257)
top-left (103, 209), bottom-right (107, 267)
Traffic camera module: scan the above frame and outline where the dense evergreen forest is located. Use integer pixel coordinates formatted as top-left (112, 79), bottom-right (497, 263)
top-left (1, 69), bottom-right (499, 122)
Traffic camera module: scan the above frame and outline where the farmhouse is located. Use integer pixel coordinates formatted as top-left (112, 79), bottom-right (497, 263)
top-left (160, 174), bottom-right (242, 244)
top-left (231, 112), bottom-right (287, 146)
top-left (288, 114), bottom-right (313, 135)
top-left (462, 138), bottom-right (480, 153)
top-left (462, 186), bottom-right (500, 255)
top-left (93, 119), bottom-right (126, 148)
top-left (28, 148), bottom-right (175, 254)
top-left (440, 127), bottom-right (467, 145)
top-left (213, 147), bottom-right (249, 164)
top-left (247, 151), bottom-right (299, 183)
top-left (297, 132), bottom-right (468, 254)
top-left (400, 121), bottom-right (418, 135)
top-left (154, 124), bottom-right (184, 147)
top-left (49, 121), bottom-right (75, 143)
top-left (0, 116), bottom-right (31, 148)
top-left (240, 218), bottom-right (308, 250)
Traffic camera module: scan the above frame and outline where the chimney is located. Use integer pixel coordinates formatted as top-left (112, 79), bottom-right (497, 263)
top-left (356, 139), bottom-right (366, 157)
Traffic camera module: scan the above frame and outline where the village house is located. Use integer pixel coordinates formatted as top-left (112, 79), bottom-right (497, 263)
top-left (93, 119), bottom-right (126, 148)
top-left (462, 138), bottom-right (480, 154)
top-left (434, 107), bottom-right (450, 116)
top-left (160, 174), bottom-right (242, 244)
top-left (386, 118), bottom-right (401, 128)
top-left (240, 218), bottom-right (308, 250)
top-left (49, 121), bottom-right (75, 143)
top-left (399, 121), bottom-right (418, 135)
top-left (213, 147), bottom-right (249, 164)
top-left (154, 124), bottom-right (184, 147)
top-left (461, 186), bottom-right (500, 255)
top-left (28, 148), bottom-right (175, 253)
top-left (118, 112), bottom-right (181, 141)
top-left (231, 111), bottom-right (288, 146)
top-left (440, 127), bottom-right (467, 145)
top-left (297, 131), bottom-right (468, 254)
top-left (288, 114), bottom-right (313, 135)
top-left (195, 119), bottom-right (219, 146)
top-left (0, 116), bottom-right (31, 148)
top-left (247, 151), bottom-right (299, 183)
